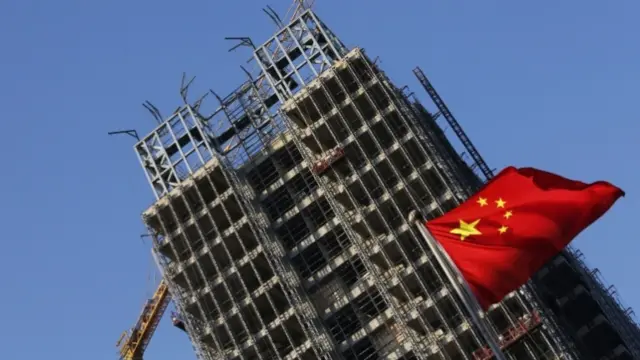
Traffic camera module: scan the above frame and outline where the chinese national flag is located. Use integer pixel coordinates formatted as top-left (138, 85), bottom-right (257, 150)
top-left (425, 166), bottom-right (624, 310)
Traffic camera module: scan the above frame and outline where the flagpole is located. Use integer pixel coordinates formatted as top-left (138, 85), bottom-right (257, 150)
top-left (410, 212), bottom-right (507, 360)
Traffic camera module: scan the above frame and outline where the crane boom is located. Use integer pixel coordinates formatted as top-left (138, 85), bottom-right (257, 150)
top-left (412, 67), bottom-right (494, 181)
top-left (116, 280), bottom-right (171, 360)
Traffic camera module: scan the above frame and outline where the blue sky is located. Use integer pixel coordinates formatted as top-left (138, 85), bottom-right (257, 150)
top-left (0, 1), bottom-right (638, 359)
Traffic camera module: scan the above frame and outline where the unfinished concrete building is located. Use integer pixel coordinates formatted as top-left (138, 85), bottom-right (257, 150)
top-left (134, 8), bottom-right (640, 360)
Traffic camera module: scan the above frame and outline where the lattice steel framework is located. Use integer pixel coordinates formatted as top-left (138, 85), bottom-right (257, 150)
top-left (133, 8), bottom-right (638, 360)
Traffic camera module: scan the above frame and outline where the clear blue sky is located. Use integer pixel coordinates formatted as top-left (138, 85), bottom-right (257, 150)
top-left (0, 1), bottom-right (638, 359)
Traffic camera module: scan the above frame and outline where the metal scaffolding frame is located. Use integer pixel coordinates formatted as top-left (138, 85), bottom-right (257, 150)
top-left (566, 247), bottom-right (640, 357)
top-left (275, 50), bottom-right (487, 358)
top-left (132, 8), bottom-right (638, 360)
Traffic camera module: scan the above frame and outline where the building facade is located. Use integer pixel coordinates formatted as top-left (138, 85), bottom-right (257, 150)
top-left (135, 10), bottom-right (639, 360)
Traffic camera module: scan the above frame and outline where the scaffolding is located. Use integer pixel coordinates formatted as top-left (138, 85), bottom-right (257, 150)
top-left (132, 7), bottom-right (638, 360)
top-left (531, 246), bottom-right (640, 359)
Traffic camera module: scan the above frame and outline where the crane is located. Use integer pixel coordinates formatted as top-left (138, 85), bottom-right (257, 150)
top-left (412, 67), bottom-right (494, 181)
top-left (115, 280), bottom-right (171, 360)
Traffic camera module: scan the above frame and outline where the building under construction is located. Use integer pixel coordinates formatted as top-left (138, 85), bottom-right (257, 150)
top-left (129, 6), bottom-right (640, 360)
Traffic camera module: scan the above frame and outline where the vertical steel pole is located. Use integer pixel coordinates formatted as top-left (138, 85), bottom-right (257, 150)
top-left (413, 219), bottom-right (508, 360)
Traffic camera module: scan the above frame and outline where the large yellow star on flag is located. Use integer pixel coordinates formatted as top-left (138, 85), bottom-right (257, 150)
top-left (450, 219), bottom-right (482, 240)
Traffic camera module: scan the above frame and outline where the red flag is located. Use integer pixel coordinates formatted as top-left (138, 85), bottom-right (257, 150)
top-left (425, 166), bottom-right (624, 310)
